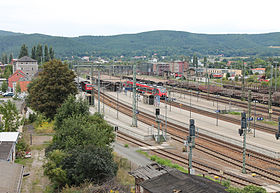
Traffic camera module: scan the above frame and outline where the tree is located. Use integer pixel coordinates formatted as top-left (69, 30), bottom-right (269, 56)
top-left (16, 81), bottom-right (21, 94)
top-left (9, 53), bottom-right (13, 64)
top-left (43, 150), bottom-right (68, 188)
top-left (49, 46), bottom-right (55, 60)
top-left (54, 95), bottom-right (90, 129)
top-left (27, 59), bottom-right (77, 119)
top-left (50, 113), bottom-right (115, 152)
top-left (3, 65), bottom-right (13, 79)
top-left (1, 80), bottom-right (8, 93)
top-left (1, 53), bottom-right (8, 64)
top-left (0, 100), bottom-right (22, 132)
top-left (31, 46), bottom-right (36, 60)
top-left (44, 45), bottom-right (50, 62)
top-left (36, 44), bottom-right (43, 64)
top-left (62, 145), bottom-right (117, 186)
top-left (226, 72), bottom-right (230, 80)
top-left (19, 44), bottom-right (28, 58)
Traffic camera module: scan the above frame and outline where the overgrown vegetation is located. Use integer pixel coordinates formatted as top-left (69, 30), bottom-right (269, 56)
top-left (43, 96), bottom-right (118, 191)
top-left (0, 100), bottom-right (22, 132)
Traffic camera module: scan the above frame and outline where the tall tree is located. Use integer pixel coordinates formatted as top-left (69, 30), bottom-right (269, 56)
top-left (27, 59), bottom-right (77, 119)
top-left (0, 100), bottom-right (22, 132)
top-left (1, 53), bottom-right (8, 64)
top-left (36, 44), bottom-right (43, 64)
top-left (3, 65), bottom-right (13, 78)
top-left (19, 44), bottom-right (29, 58)
top-left (9, 53), bottom-right (13, 64)
top-left (1, 80), bottom-right (8, 93)
top-left (44, 45), bottom-right (50, 62)
top-left (31, 46), bottom-right (36, 60)
top-left (49, 46), bottom-right (54, 60)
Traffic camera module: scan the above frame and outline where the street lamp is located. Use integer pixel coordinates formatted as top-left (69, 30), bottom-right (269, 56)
top-left (216, 95), bottom-right (219, 126)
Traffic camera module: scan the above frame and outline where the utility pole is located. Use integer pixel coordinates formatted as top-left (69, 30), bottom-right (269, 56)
top-left (132, 64), bottom-right (137, 127)
top-left (248, 90), bottom-right (251, 133)
top-left (189, 90), bottom-right (192, 118)
top-left (169, 89), bottom-right (172, 112)
top-left (165, 95), bottom-right (167, 140)
top-left (242, 61), bottom-right (245, 101)
top-left (77, 61), bottom-right (79, 86)
top-left (275, 62), bottom-right (278, 92)
top-left (185, 119), bottom-right (196, 174)
top-left (98, 65), bottom-right (101, 114)
top-left (204, 57), bottom-right (210, 99)
top-left (275, 117), bottom-right (280, 140)
top-left (238, 112), bottom-right (247, 174)
top-left (117, 85), bottom-right (119, 119)
top-left (253, 100), bottom-right (256, 137)
top-left (91, 63), bottom-right (94, 106)
top-left (216, 95), bottom-right (219, 126)
top-left (269, 64), bottom-right (273, 120)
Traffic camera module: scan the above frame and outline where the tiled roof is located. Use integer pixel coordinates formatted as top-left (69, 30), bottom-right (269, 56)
top-left (19, 81), bottom-right (30, 92)
top-left (17, 56), bottom-right (37, 62)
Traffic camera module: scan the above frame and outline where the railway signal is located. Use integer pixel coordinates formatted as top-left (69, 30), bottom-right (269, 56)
top-left (155, 108), bottom-right (161, 143)
top-left (275, 117), bottom-right (280, 140)
top-left (185, 119), bottom-right (196, 174)
top-left (239, 112), bottom-right (248, 174)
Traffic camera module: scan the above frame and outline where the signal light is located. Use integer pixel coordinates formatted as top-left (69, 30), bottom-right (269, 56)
top-left (156, 108), bottom-right (160, 116)
top-left (239, 128), bottom-right (243, 136)
top-left (189, 119), bottom-right (195, 137)
top-left (276, 132), bottom-right (280, 140)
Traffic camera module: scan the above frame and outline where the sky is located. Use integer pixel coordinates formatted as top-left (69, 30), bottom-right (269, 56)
top-left (1, 0), bottom-right (280, 37)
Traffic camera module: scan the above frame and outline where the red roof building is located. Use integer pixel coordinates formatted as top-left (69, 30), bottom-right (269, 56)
top-left (8, 70), bottom-right (30, 92)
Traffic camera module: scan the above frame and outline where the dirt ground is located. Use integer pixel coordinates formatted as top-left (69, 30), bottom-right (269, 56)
top-left (21, 129), bottom-right (53, 193)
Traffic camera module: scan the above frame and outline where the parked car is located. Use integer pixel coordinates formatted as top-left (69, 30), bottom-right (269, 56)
top-left (3, 92), bottom-right (14, 97)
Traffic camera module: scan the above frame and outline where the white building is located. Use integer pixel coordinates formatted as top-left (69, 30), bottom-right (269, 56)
top-left (13, 56), bottom-right (38, 78)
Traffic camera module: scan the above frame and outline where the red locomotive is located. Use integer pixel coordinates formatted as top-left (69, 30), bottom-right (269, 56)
top-left (125, 81), bottom-right (167, 98)
top-left (80, 81), bottom-right (93, 92)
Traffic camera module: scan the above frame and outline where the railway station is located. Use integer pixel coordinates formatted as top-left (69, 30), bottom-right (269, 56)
top-left (78, 74), bottom-right (280, 192)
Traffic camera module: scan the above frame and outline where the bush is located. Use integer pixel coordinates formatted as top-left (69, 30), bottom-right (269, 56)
top-left (16, 137), bottom-right (30, 158)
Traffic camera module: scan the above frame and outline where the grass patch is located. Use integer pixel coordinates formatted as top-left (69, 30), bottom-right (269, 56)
top-left (228, 111), bottom-right (241, 115)
top-left (35, 121), bottom-right (55, 134)
top-left (124, 144), bottom-right (129, 148)
top-left (15, 157), bottom-right (33, 166)
top-left (31, 143), bottom-right (50, 151)
top-left (137, 150), bottom-right (188, 173)
top-left (113, 153), bottom-right (135, 187)
top-left (262, 120), bottom-right (278, 126)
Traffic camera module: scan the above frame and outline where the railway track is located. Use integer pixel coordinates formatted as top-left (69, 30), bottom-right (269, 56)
top-left (172, 87), bottom-right (280, 122)
top-left (166, 99), bottom-right (277, 134)
top-left (117, 131), bottom-right (262, 187)
top-left (90, 89), bottom-right (280, 186)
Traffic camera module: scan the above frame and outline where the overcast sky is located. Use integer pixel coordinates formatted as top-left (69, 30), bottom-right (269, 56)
top-left (1, 0), bottom-right (280, 37)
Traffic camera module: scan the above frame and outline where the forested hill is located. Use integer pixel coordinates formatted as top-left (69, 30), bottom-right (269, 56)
top-left (1, 30), bottom-right (280, 58)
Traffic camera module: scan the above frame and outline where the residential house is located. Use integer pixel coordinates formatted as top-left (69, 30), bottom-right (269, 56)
top-left (13, 56), bottom-right (38, 78)
top-left (252, 68), bottom-right (266, 75)
top-left (0, 132), bottom-right (19, 162)
top-left (8, 70), bottom-right (30, 93)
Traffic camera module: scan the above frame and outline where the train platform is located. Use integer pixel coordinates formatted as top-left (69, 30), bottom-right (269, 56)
top-left (170, 91), bottom-right (240, 113)
top-left (83, 92), bottom-right (171, 144)
top-left (105, 90), bottom-right (280, 159)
